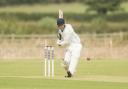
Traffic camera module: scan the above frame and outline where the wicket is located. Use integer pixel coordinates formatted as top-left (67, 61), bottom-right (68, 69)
top-left (44, 46), bottom-right (54, 77)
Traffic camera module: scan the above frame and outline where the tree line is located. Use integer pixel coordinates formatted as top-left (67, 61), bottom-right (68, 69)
top-left (0, 0), bottom-right (77, 6)
top-left (0, 0), bottom-right (127, 5)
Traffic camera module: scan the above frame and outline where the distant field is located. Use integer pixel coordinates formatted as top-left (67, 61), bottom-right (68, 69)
top-left (0, 3), bottom-right (86, 13)
top-left (0, 2), bottom-right (128, 14)
top-left (0, 59), bottom-right (128, 89)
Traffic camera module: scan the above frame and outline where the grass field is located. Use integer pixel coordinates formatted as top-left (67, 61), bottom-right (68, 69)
top-left (0, 59), bottom-right (128, 89)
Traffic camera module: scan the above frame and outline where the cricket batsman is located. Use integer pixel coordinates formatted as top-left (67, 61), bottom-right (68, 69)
top-left (56, 10), bottom-right (82, 78)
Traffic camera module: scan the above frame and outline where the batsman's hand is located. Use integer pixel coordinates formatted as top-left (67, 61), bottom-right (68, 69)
top-left (57, 32), bottom-right (62, 40)
top-left (57, 40), bottom-right (62, 46)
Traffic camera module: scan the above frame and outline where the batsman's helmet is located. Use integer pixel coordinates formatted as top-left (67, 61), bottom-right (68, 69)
top-left (57, 18), bottom-right (65, 26)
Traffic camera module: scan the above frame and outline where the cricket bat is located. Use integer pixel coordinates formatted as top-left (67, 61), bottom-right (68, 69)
top-left (59, 9), bottom-right (63, 18)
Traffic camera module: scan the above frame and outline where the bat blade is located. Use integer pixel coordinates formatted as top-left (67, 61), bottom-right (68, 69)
top-left (59, 9), bottom-right (63, 18)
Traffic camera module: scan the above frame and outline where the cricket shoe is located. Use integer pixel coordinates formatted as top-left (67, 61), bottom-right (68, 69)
top-left (65, 71), bottom-right (72, 78)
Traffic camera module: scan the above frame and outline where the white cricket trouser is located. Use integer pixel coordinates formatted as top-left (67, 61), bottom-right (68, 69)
top-left (64, 43), bottom-right (82, 75)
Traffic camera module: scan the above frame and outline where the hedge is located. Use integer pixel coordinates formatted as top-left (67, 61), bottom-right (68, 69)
top-left (0, 12), bottom-right (128, 34)
top-left (0, 12), bottom-right (128, 22)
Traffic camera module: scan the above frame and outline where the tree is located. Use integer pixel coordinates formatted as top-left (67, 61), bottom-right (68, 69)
top-left (84, 0), bottom-right (127, 15)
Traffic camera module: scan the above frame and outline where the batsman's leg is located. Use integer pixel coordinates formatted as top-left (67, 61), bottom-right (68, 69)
top-left (63, 49), bottom-right (71, 71)
top-left (68, 44), bottom-right (82, 76)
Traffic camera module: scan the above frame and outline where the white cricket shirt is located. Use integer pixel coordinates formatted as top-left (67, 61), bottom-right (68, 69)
top-left (58, 24), bottom-right (81, 46)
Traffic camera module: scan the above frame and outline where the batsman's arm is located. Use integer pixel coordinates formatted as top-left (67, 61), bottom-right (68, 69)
top-left (57, 30), bottom-right (63, 46)
top-left (57, 29), bottom-right (64, 40)
top-left (57, 32), bottom-right (62, 40)
top-left (57, 32), bottom-right (71, 46)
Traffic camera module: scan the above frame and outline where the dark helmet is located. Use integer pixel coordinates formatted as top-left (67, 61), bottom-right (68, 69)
top-left (57, 18), bottom-right (65, 26)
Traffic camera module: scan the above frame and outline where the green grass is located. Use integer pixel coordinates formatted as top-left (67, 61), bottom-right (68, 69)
top-left (77, 59), bottom-right (128, 76)
top-left (0, 3), bottom-right (86, 14)
top-left (0, 59), bottom-right (128, 89)
top-left (0, 77), bottom-right (128, 89)
top-left (1, 59), bottom-right (128, 76)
